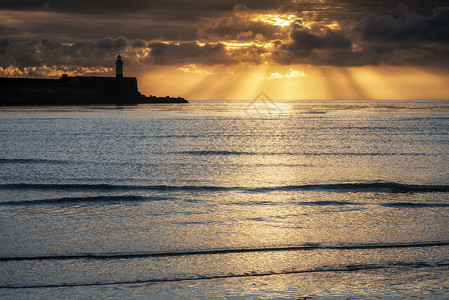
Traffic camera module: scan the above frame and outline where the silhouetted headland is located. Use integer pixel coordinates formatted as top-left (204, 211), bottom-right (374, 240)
top-left (0, 55), bottom-right (188, 106)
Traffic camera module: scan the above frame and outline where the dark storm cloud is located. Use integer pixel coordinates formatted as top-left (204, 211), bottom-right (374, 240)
top-left (359, 7), bottom-right (449, 42)
top-left (1, 0), bottom-right (449, 75)
top-left (273, 3), bottom-right (449, 68)
top-left (271, 24), bottom-right (356, 66)
top-left (272, 22), bottom-right (354, 66)
top-left (0, 38), bottom-right (12, 54)
top-left (0, 37), bottom-right (131, 69)
top-left (197, 13), bottom-right (283, 41)
top-left (0, 1), bottom-right (293, 41)
top-left (355, 6), bottom-right (449, 68)
top-left (296, 0), bottom-right (449, 18)
top-left (288, 25), bottom-right (351, 51)
top-left (132, 40), bottom-right (147, 48)
top-left (95, 38), bottom-right (128, 51)
top-left (0, 0), bottom-right (292, 17)
top-left (384, 0), bottom-right (449, 16)
top-left (148, 42), bottom-right (234, 65)
top-left (0, 39), bottom-right (41, 68)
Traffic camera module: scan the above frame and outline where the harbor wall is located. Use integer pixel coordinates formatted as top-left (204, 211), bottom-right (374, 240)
top-left (0, 76), bottom-right (143, 105)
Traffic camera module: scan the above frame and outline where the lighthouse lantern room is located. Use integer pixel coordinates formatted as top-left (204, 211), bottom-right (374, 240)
top-left (115, 55), bottom-right (123, 78)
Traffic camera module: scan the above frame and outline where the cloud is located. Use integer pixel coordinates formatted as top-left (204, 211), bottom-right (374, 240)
top-left (272, 25), bottom-right (354, 66)
top-left (196, 4), bottom-right (288, 42)
top-left (272, 6), bottom-right (449, 68)
top-left (268, 68), bottom-right (305, 80)
top-left (359, 7), bottom-right (449, 42)
top-left (178, 64), bottom-right (210, 75)
top-left (148, 42), bottom-right (234, 65)
top-left (288, 25), bottom-right (352, 51)
top-left (0, 0), bottom-right (293, 17)
top-left (0, 39), bottom-right (42, 68)
top-left (0, 38), bottom-right (12, 55)
top-left (1, 0), bottom-right (449, 75)
top-left (95, 37), bottom-right (128, 50)
top-left (352, 7), bottom-right (449, 68)
top-left (0, 37), bottom-right (135, 74)
top-left (227, 43), bottom-right (269, 65)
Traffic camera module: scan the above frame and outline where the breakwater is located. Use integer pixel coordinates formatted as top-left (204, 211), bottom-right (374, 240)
top-left (0, 76), bottom-right (187, 105)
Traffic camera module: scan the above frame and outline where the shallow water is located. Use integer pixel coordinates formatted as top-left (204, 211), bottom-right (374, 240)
top-left (0, 100), bottom-right (448, 298)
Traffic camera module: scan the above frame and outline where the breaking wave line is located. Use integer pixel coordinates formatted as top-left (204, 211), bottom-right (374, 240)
top-left (1, 260), bottom-right (448, 289)
top-left (0, 195), bottom-right (174, 206)
top-left (1, 241), bottom-right (448, 262)
top-left (0, 182), bottom-right (448, 193)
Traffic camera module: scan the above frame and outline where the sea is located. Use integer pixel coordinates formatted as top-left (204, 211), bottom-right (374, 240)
top-left (0, 100), bottom-right (448, 299)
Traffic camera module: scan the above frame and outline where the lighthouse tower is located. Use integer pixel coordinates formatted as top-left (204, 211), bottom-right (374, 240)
top-left (115, 55), bottom-right (123, 78)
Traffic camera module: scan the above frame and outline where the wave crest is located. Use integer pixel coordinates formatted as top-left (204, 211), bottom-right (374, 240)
top-left (1, 182), bottom-right (448, 193)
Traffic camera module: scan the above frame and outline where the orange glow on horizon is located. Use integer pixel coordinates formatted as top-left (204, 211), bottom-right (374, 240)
top-left (139, 65), bottom-right (449, 101)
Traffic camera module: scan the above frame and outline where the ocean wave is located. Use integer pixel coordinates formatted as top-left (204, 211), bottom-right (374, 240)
top-left (0, 195), bottom-right (174, 206)
top-left (2, 197), bottom-right (446, 209)
top-left (2, 255), bottom-right (448, 289)
top-left (180, 150), bottom-right (257, 156)
top-left (249, 182), bottom-right (449, 193)
top-left (1, 182), bottom-right (448, 193)
top-left (1, 241), bottom-right (448, 262)
top-left (381, 202), bottom-right (449, 208)
top-left (226, 200), bottom-right (362, 207)
top-left (0, 158), bottom-right (71, 165)
top-left (298, 200), bottom-right (361, 206)
top-left (224, 199), bottom-right (449, 209)
top-left (229, 200), bottom-right (363, 207)
top-left (175, 151), bottom-right (438, 156)
top-left (0, 183), bottom-right (231, 192)
top-left (300, 110), bottom-right (327, 114)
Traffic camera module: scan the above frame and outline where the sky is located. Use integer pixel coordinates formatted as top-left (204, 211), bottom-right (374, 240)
top-left (1, 0), bottom-right (449, 100)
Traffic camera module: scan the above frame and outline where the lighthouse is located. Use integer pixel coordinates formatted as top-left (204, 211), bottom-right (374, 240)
top-left (115, 55), bottom-right (123, 78)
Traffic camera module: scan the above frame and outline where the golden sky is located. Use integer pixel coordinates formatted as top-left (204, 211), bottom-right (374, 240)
top-left (1, 0), bottom-right (449, 100)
